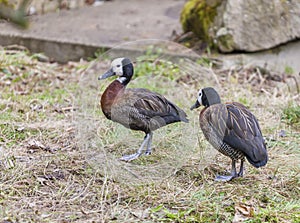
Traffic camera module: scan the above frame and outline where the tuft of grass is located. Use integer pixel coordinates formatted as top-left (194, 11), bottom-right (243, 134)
top-left (196, 57), bottom-right (213, 68)
top-left (284, 66), bottom-right (294, 75)
top-left (282, 105), bottom-right (300, 128)
top-left (134, 58), bottom-right (181, 81)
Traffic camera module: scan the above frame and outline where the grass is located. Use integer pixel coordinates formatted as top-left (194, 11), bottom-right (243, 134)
top-left (282, 104), bottom-right (300, 129)
top-left (0, 47), bottom-right (299, 222)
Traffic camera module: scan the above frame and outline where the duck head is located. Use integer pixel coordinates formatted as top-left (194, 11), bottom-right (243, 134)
top-left (190, 87), bottom-right (221, 110)
top-left (98, 58), bottom-right (134, 85)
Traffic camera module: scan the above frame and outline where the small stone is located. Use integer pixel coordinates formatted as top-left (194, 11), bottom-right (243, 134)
top-left (278, 129), bottom-right (287, 137)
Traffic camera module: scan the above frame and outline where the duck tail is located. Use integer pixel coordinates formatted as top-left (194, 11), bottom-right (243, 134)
top-left (245, 150), bottom-right (268, 168)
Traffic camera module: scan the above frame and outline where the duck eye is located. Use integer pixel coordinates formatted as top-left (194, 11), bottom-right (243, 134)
top-left (116, 65), bottom-right (121, 68)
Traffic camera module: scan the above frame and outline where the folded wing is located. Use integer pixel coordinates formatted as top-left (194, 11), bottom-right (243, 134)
top-left (205, 102), bottom-right (268, 167)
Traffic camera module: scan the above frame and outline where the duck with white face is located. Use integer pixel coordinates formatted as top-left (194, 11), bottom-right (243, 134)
top-left (191, 87), bottom-right (268, 181)
top-left (99, 58), bottom-right (132, 84)
top-left (99, 58), bottom-right (189, 162)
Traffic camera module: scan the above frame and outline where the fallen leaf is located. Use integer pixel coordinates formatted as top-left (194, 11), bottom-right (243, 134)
top-left (232, 203), bottom-right (255, 223)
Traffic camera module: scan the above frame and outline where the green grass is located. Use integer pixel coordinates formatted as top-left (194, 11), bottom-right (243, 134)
top-left (0, 48), bottom-right (299, 222)
top-left (134, 57), bottom-right (181, 80)
top-left (282, 104), bottom-right (300, 128)
top-left (284, 66), bottom-right (294, 75)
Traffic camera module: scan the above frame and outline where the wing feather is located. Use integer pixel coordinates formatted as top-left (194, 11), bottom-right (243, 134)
top-left (224, 102), bottom-right (268, 167)
top-left (111, 88), bottom-right (188, 132)
top-left (202, 102), bottom-right (268, 167)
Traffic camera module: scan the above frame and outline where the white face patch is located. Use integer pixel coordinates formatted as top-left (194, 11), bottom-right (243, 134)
top-left (111, 58), bottom-right (124, 76)
top-left (197, 89), bottom-right (203, 106)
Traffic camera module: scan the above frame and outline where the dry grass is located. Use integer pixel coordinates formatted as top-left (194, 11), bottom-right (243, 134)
top-left (0, 46), bottom-right (299, 222)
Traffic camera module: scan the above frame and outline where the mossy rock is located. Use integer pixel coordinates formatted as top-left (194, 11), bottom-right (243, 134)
top-left (180, 0), bottom-right (222, 46)
top-left (0, 0), bottom-right (8, 4)
top-left (1, 0), bottom-right (19, 8)
top-left (215, 27), bottom-right (235, 52)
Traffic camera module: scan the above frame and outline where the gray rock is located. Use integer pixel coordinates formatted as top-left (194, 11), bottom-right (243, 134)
top-left (213, 0), bottom-right (300, 52)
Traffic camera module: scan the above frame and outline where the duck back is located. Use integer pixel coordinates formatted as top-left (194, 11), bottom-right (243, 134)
top-left (200, 102), bottom-right (268, 168)
top-left (224, 102), bottom-right (268, 167)
top-left (108, 88), bottom-right (188, 133)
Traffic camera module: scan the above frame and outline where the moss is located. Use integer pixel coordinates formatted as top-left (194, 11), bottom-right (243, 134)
top-left (180, 0), bottom-right (222, 44)
top-left (0, 0), bottom-right (16, 9)
top-left (217, 32), bottom-right (235, 52)
top-left (0, 0), bottom-right (9, 5)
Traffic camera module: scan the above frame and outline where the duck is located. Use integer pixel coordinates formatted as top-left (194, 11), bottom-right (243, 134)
top-left (190, 87), bottom-right (268, 181)
top-left (98, 58), bottom-right (189, 161)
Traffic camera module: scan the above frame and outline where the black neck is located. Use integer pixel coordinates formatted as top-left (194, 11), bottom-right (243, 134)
top-left (120, 59), bottom-right (134, 85)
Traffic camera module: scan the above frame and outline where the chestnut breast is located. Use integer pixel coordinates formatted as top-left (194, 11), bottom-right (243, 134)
top-left (101, 80), bottom-right (125, 120)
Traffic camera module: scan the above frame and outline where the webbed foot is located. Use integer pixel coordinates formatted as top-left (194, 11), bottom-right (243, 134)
top-left (215, 175), bottom-right (235, 182)
top-left (120, 153), bottom-right (141, 162)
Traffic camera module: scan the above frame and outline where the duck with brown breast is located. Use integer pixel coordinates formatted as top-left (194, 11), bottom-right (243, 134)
top-left (99, 58), bottom-right (188, 162)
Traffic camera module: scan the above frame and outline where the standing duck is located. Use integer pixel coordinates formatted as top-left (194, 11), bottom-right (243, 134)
top-left (99, 58), bottom-right (188, 161)
top-left (190, 87), bottom-right (268, 181)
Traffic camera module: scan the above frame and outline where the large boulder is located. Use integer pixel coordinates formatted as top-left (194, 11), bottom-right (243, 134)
top-left (181, 0), bottom-right (300, 52)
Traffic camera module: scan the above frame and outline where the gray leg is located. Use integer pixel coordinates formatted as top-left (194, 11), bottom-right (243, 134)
top-left (238, 158), bottom-right (244, 177)
top-left (120, 133), bottom-right (151, 162)
top-left (231, 160), bottom-right (238, 177)
top-left (145, 132), bottom-right (153, 155)
top-left (215, 159), bottom-right (238, 182)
